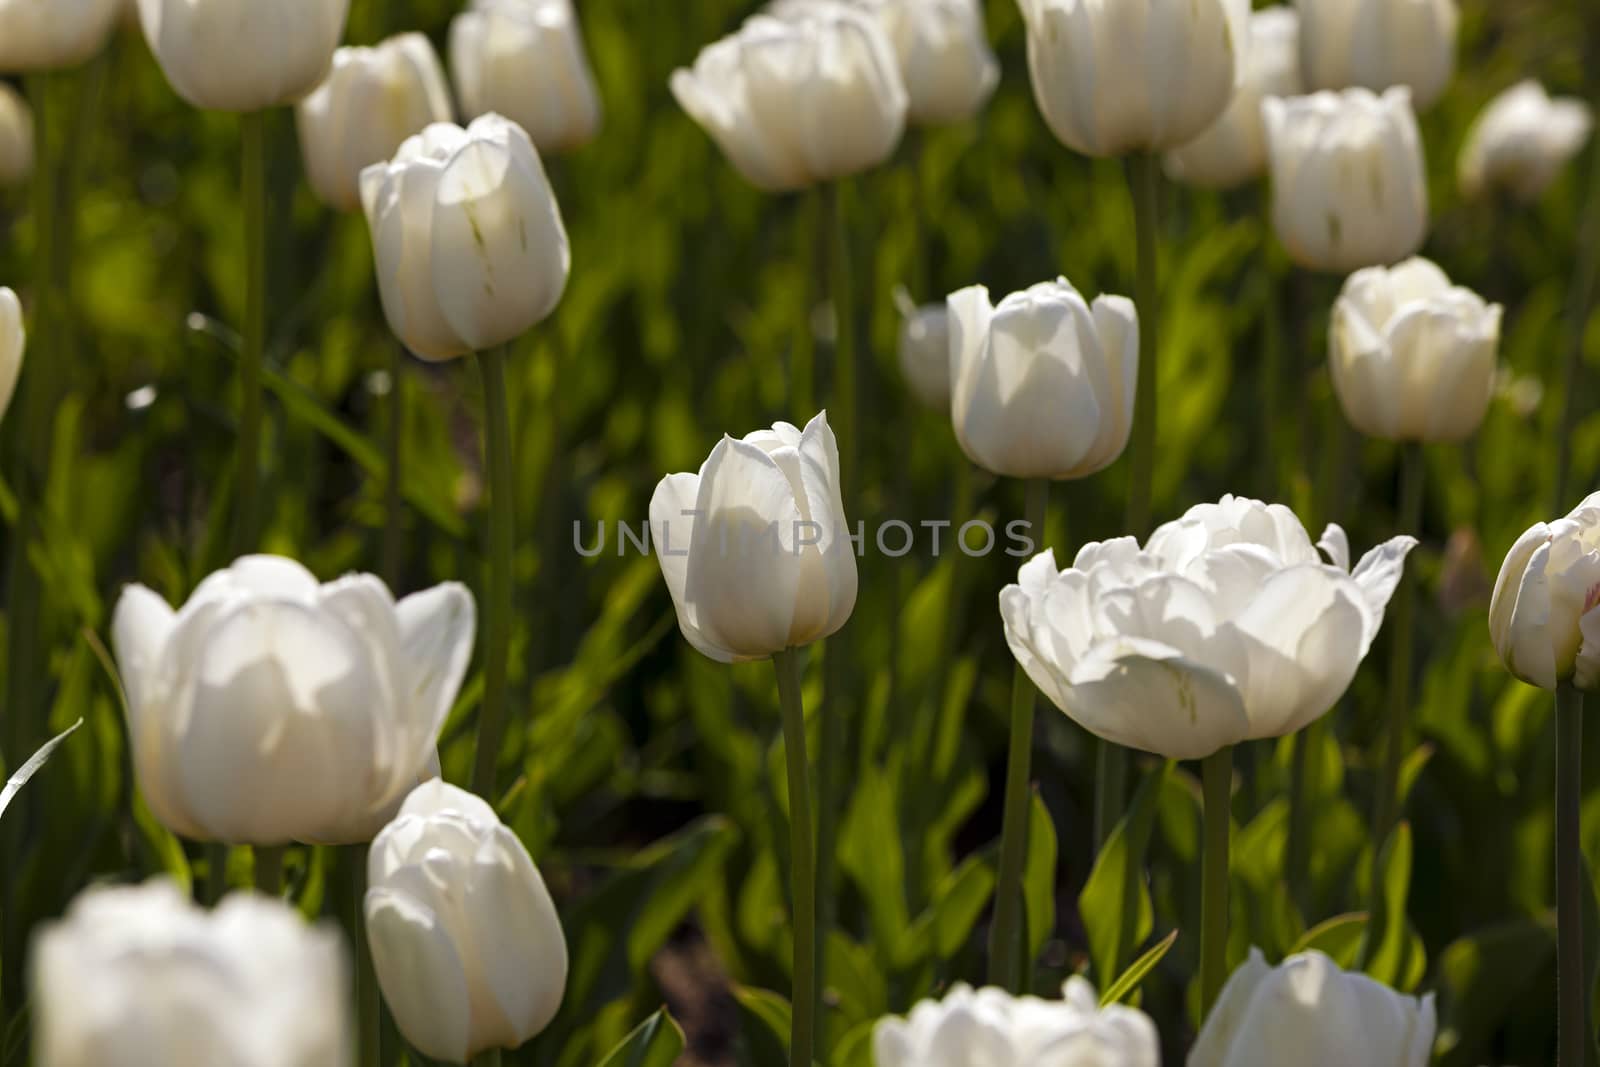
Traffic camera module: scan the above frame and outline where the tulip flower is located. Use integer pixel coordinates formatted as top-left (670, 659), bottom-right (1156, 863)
top-left (1190, 948), bottom-right (1436, 1067)
top-left (896, 298), bottom-right (951, 410)
top-left (1263, 88), bottom-right (1429, 274)
top-left (0, 287), bottom-right (21, 426)
top-left (137, 0), bottom-right (350, 112)
top-left (31, 879), bottom-right (351, 1067)
top-left (1489, 493), bottom-right (1600, 692)
top-left (366, 780), bottom-right (567, 1064)
top-left (874, 978), bottom-right (1159, 1067)
top-left (947, 278), bottom-right (1137, 481)
top-left (1296, 0), bottom-right (1458, 111)
top-left (0, 0), bottom-right (121, 72)
top-left (0, 84), bottom-right (32, 186)
top-left (1165, 8), bottom-right (1302, 190)
top-left (110, 555), bottom-right (474, 845)
top-left (1459, 81), bottom-right (1594, 202)
top-left (296, 34), bottom-right (454, 213)
top-left (1329, 257), bottom-right (1501, 443)
top-left (450, 0), bottom-right (603, 154)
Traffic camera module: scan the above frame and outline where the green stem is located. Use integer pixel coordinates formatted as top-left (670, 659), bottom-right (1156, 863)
top-left (382, 344), bottom-right (405, 588)
top-left (826, 179), bottom-right (856, 488)
top-left (348, 845), bottom-right (380, 1067)
top-left (204, 842), bottom-right (230, 903)
top-left (1285, 726), bottom-right (1311, 909)
top-left (232, 109), bottom-right (266, 557)
top-left (469, 1051), bottom-right (502, 1067)
top-left (791, 190), bottom-right (818, 417)
top-left (1200, 746), bottom-right (1233, 1016)
top-left (773, 649), bottom-right (816, 1067)
top-left (254, 845), bottom-right (286, 896)
top-left (1373, 443), bottom-right (1423, 839)
top-left (1557, 683), bottom-right (1585, 1067)
top-left (471, 346), bottom-right (515, 799)
top-left (1553, 130), bottom-right (1600, 509)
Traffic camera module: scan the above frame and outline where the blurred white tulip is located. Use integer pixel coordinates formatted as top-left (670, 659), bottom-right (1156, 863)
top-left (31, 879), bottom-right (350, 1067)
top-left (111, 555), bottom-right (474, 845)
top-left (360, 114), bottom-right (570, 360)
top-left (1296, 0), bottom-right (1458, 111)
top-left (1459, 80), bottom-right (1594, 202)
top-left (0, 287), bottom-right (22, 426)
top-left (650, 411), bottom-right (857, 662)
top-left (948, 278), bottom-right (1137, 481)
top-left (450, 0), bottom-right (603, 154)
top-left (1330, 257), bottom-right (1500, 442)
top-left (0, 0), bottom-right (121, 72)
top-left (1490, 493), bottom-right (1600, 691)
top-left (296, 34), bottom-right (454, 213)
top-left (366, 780), bottom-right (567, 1064)
top-left (670, 7), bottom-right (907, 192)
top-left (1003, 496), bottom-right (1415, 760)
top-left (1263, 88), bottom-right (1429, 274)
top-left (896, 297), bottom-right (952, 410)
top-left (1190, 948), bottom-right (1436, 1067)
top-left (0, 84), bottom-right (33, 186)
top-left (137, 0), bottom-right (349, 112)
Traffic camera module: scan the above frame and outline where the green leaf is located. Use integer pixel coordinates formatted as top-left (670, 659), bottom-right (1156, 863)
top-left (833, 1021), bottom-right (876, 1067)
top-left (1292, 912), bottom-right (1369, 968)
top-left (1434, 917), bottom-right (1554, 1066)
top-left (733, 986), bottom-right (792, 1067)
top-left (1101, 928), bottom-right (1179, 1006)
top-left (0, 718), bottom-right (83, 823)
top-left (1362, 822), bottom-right (1422, 989)
top-left (596, 1009), bottom-right (686, 1067)
top-left (899, 853), bottom-right (995, 965)
top-left (1080, 762), bottom-right (1173, 986)
top-left (1023, 790), bottom-right (1059, 982)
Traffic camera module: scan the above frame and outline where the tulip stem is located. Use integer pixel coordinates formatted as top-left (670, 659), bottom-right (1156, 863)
top-left (791, 189), bottom-right (818, 416)
top-left (347, 844), bottom-right (381, 1067)
top-left (1200, 745), bottom-right (1232, 1016)
top-left (231, 109), bottom-right (266, 557)
top-left (1373, 442), bottom-right (1423, 840)
top-left (1557, 683), bottom-right (1585, 1067)
top-left (772, 648), bottom-right (815, 1067)
top-left (1553, 123), bottom-right (1600, 509)
top-left (469, 1051), bottom-right (502, 1067)
top-left (254, 845), bottom-right (285, 896)
top-left (382, 343), bottom-right (406, 588)
top-left (472, 345), bottom-right (515, 799)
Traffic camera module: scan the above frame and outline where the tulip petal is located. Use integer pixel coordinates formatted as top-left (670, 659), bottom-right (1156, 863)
top-left (1064, 636), bottom-right (1250, 760)
top-left (366, 888), bottom-right (474, 1064)
top-left (463, 826), bottom-right (567, 1049)
top-left (650, 471), bottom-right (736, 662)
top-left (393, 582), bottom-right (477, 786)
top-left (1347, 535), bottom-right (1419, 648)
top-left (111, 585), bottom-right (178, 729)
top-left (1504, 538), bottom-right (1559, 689)
top-left (796, 412), bottom-right (857, 641)
top-left (1186, 947), bottom-right (1273, 1067)
top-left (1315, 524), bottom-right (1352, 572)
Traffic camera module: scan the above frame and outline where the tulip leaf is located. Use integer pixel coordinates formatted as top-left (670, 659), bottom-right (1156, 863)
top-left (732, 985), bottom-right (791, 1067)
top-left (832, 1021), bottom-right (875, 1067)
top-left (596, 1008), bottom-right (685, 1067)
top-left (897, 852), bottom-right (995, 966)
top-left (1023, 790), bottom-right (1059, 984)
top-left (1433, 916), bottom-right (1554, 1065)
top-left (1291, 912), bottom-right (1369, 968)
top-left (0, 718), bottom-right (83, 825)
top-left (1361, 821), bottom-right (1426, 990)
top-left (1080, 761), bottom-right (1173, 987)
top-left (1100, 928), bottom-right (1179, 1006)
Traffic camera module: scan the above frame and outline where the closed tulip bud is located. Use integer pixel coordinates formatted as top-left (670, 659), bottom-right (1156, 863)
top-left (1459, 81), bottom-right (1594, 202)
top-left (0, 287), bottom-right (21, 426)
top-left (1003, 496), bottom-right (1415, 759)
top-left (670, 8), bottom-right (907, 192)
top-left (31, 880), bottom-right (351, 1067)
top-left (1296, 0), bottom-right (1458, 111)
top-left (360, 114), bottom-right (570, 360)
top-left (296, 35), bottom-right (454, 213)
top-left (650, 411), bottom-right (857, 662)
top-left (1019, 0), bottom-right (1251, 157)
top-left (1263, 88), bottom-right (1429, 274)
top-left (896, 298), bottom-right (951, 410)
top-left (0, 84), bottom-right (33, 186)
top-left (1191, 948), bottom-right (1436, 1067)
top-left (874, 978), bottom-right (1159, 1066)
top-left (1330, 257), bottom-right (1500, 442)
top-left (137, 0), bottom-right (349, 112)
top-left (111, 555), bottom-right (474, 845)
top-left (0, 0), bottom-right (120, 72)
top-left (948, 278), bottom-right (1137, 481)
top-left (1165, 8), bottom-right (1302, 190)
top-left (450, 0), bottom-right (603, 154)
top-left (1489, 493), bottom-right (1600, 691)
top-left (366, 781), bottom-right (567, 1064)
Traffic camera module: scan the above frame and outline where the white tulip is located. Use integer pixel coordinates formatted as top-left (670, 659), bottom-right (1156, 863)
top-left (1296, 0), bottom-right (1459, 111)
top-left (1489, 493), bottom-right (1600, 691)
top-left (0, 0), bottom-right (120, 72)
top-left (1018, 0), bottom-right (1252, 157)
top-left (1189, 948), bottom-right (1436, 1067)
top-left (366, 780), bottom-right (567, 1064)
top-left (0, 83), bottom-right (33, 186)
top-left (1263, 88), bottom-right (1429, 274)
top-left (670, 7), bottom-right (907, 192)
top-left (360, 114), bottom-right (570, 360)
top-left (1459, 81), bottom-right (1594, 202)
top-left (1330, 257), bottom-right (1501, 443)
top-left (0, 287), bottom-right (22, 426)
top-left (450, 0), bottom-right (603, 154)
top-left (948, 278), bottom-right (1137, 481)
top-left (650, 411), bottom-right (857, 663)
top-left (137, 0), bottom-right (349, 112)
top-left (296, 34), bottom-right (454, 213)
top-left (1165, 8), bottom-right (1302, 190)
top-left (1003, 495), bottom-right (1415, 760)
top-left (31, 879), bottom-right (350, 1067)
top-left (111, 555), bottom-right (474, 845)
top-left (897, 299), bottom-right (952, 410)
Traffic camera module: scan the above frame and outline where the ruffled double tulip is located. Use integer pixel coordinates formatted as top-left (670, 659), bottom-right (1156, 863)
top-left (1296, 0), bottom-right (1458, 111)
top-left (0, 0), bottom-right (121, 72)
top-left (1459, 81), bottom-right (1594, 202)
top-left (948, 278), bottom-right (1137, 481)
top-left (450, 0), bottom-right (603, 154)
top-left (111, 555), bottom-right (474, 845)
top-left (31, 880), bottom-right (350, 1067)
top-left (366, 781), bottom-right (567, 1064)
top-left (1264, 88), bottom-right (1429, 274)
top-left (0, 84), bottom-right (33, 186)
top-left (897, 300), bottom-right (951, 410)
top-left (1002, 496), bottom-right (1415, 759)
top-left (1490, 493), bottom-right (1600, 691)
top-left (650, 412), bottom-right (857, 662)
top-left (360, 114), bottom-right (570, 360)
top-left (0, 287), bottom-right (21, 426)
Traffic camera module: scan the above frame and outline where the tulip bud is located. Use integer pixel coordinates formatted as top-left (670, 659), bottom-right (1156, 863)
top-left (650, 411), bottom-right (857, 662)
top-left (1329, 257), bottom-right (1500, 443)
top-left (111, 555), bottom-right (474, 845)
top-left (1019, 0), bottom-right (1251, 157)
top-left (366, 781), bottom-right (567, 1064)
top-left (296, 35), bottom-right (454, 213)
top-left (0, 287), bottom-right (21, 426)
top-left (1459, 81), bottom-right (1594, 202)
top-left (360, 114), bottom-right (570, 360)
top-left (947, 278), bottom-right (1137, 481)
top-left (897, 298), bottom-right (951, 410)
top-left (31, 879), bottom-right (351, 1067)
top-left (1490, 493), bottom-right (1600, 691)
top-left (0, 84), bottom-right (33, 186)
top-left (670, 8), bottom-right (907, 192)
top-left (137, 0), bottom-right (349, 112)
top-left (1165, 8), bottom-right (1302, 190)
top-left (1263, 88), bottom-right (1429, 274)
top-left (1191, 948), bottom-right (1436, 1067)
top-left (450, 0), bottom-right (603, 154)
top-left (0, 0), bottom-right (121, 72)
top-left (1296, 0), bottom-right (1458, 111)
